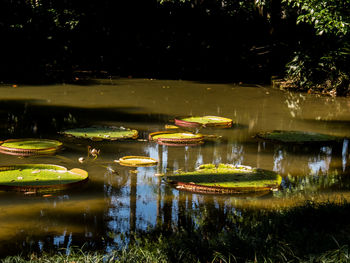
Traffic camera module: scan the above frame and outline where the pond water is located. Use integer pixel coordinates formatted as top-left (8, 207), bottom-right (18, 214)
top-left (0, 78), bottom-right (349, 256)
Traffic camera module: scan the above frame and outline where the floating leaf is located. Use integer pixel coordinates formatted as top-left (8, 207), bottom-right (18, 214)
top-left (255, 130), bottom-right (342, 143)
top-left (0, 164), bottom-right (88, 192)
top-left (164, 124), bottom-right (179, 130)
top-left (119, 156), bottom-right (158, 167)
top-left (175, 116), bottom-right (233, 128)
top-left (0, 139), bottom-right (62, 156)
top-left (149, 131), bottom-right (204, 146)
top-left (61, 126), bottom-right (138, 141)
top-left (166, 163), bottom-right (281, 194)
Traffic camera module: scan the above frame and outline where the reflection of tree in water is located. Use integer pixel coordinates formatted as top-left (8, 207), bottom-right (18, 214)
top-left (143, 133), bottom-right (252, 235)
top-left (177, 191), bottom-right (194, 232)
top-left (308, 146), bottom-right (332, 176)
top-left (104, 168), bottom-right (128, 197)
top-left (122, 130), bottom-right (350, 257)
top-left (148, 193), bottom-right (271, 261)
top-left (272, 144), bottom-right (340, 175)
top-left (273, 145), bottom-right (336, 176)
top-left (271, 142), bottom-right (350, 197)
top-left (284, 91), bottom-right (306, 118)
top-left (280, 173), bottom-right (350, 197)
top-left (273, 146), bottom-right (285, 174)
top-left (155, 191), bottom-right (235, 239)
top-left (106, 133), bottom-right (350, 251)
top-left (143, 143), bottom-right (174, 232)
top-left (190, 195), bottom-right (229, 238)
top-left (227, 142), bottom-right (244, 165)
top-left (342, 139), bottom-right (349, 172)
top-left (162, 184), bottom-right (174, 232)
top-left (129, 172), bottom-right (137, 237)
top-left (284, 91), bottom-right (349, 120)
top-left (103, 166), bottom-right (132, 249)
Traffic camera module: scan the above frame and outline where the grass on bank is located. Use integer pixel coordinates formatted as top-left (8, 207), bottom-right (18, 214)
top-left (2, 201), bottom-right (350, 263)
top-left (2, 244), bottom-right (349, 263)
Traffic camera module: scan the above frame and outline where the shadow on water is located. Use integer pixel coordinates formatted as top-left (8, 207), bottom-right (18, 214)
top-left (0, 99), bottom-right (175, 137)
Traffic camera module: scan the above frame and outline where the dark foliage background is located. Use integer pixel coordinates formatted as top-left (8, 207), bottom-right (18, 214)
top-left (0, 0), bottom-right (297, 84)
top-left (0, 0), bottom-right (348, 95)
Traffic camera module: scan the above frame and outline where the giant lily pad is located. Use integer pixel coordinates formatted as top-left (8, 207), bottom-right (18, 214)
top-left (62, 126), bottom-right (138, 141)
top-left (0, 164), bottom-right (88, 192)
top-left (149, 131), bottom-right (204, 146)
top-left (166, 164), bottom-right (282, 194)
top-left (255, 130), bottom-right (341, 144)
top-left (175, 116), bottom-right (233, 128)
top-left (0, 139), bottom-right (62, 156)
top-left (119, 156), bottom-right (158, 167)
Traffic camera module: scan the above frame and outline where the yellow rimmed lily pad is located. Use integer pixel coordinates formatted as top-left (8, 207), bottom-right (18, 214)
top-left (119, 156), bottom-right (158, 167)
top-left (0, 139), bottom-right (62, 156)
top-left (164, 124), bottom-right (179, 130)
top-left (175, 116), bottom-right (233, 128)
top-left (149, 131), bottom-right (204, 146)
top-left (166, 163), bottom-right (282, 194)
top-left (255, 130), bottom-right (342, 143)
top-left (0, 164), bottom-right (88, 192)
top-left (61, 126), bottom-right (138, 141)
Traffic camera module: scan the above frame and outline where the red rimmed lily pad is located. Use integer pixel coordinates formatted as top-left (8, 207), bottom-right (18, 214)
top-left (61, 126), bottom-right (138, 141)
top-left (166, 163), bottom-right (282, 195)
top-left (175, 116), bottom-right (233, 128)
top-left (0, 139), bottom-right (62, 156)
top-left (149, 131), bottom-right (204, 146)
top-left (0, 164), bottom-right (88, 192)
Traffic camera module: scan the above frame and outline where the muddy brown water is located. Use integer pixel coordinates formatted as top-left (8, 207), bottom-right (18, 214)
top-left (0, 78), bottom-right (349, 256)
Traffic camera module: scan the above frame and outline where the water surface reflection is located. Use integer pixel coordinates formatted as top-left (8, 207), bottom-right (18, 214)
top-left (0, 79), bottom-right (349, 256)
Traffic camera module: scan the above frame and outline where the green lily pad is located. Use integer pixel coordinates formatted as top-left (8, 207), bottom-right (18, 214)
top-left (0, 164), bottom-right (88, 191)
top-left (151, 132), bottom-right (203, 140)
top-left (256, 130), bottom-right (341, 143)
top-left (166, 163), bottom-right (282, 194)
top-left (0, 139), bottom-right (62, 156)
top-left (149, 131), bottom-right (204, 146)
top-left (175, 116), bottom-right (233, 128)
top-left (62, 126), bottom-right (138, 141)
top-left (119, 156), bottom-right (158, 167)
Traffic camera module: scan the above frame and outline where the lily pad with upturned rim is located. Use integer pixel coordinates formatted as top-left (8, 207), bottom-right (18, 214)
top-left (119, 156), bottom-right (158, 167)
top-left (0, 164), bottom-right (88, 192)
top-left (61, 126), bottom-right (138, 141)
top-left (149, 131), bottom-right (204, 146)
top-left (255, 130), bottom-right (342, 144)
top-left (0, 139), bottom-right (62, 156)
top-left (166, 163), bottom-right (282, 194)
top-left (175, 116), bottom-right (233, 128)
